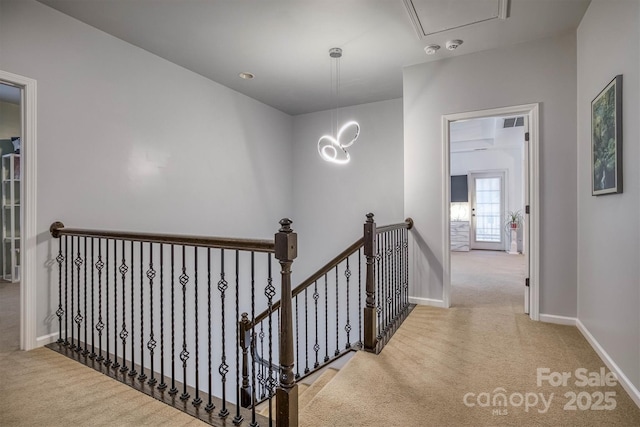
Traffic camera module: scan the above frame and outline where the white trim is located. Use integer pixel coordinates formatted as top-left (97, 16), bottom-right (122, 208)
top-left (442, 116), bottom-right (451, 308)
top-left (36, 331), bottom-right (62, 347)
top-left (0, 70), bottom-right (38, 350)
top-left (577, 319), bottom-right (640, 408)
top-left (539, 314), bottom-right (577, 326)
top-left (443, 103), bottom-right (540, 320)
top-left (409, 296), bottom-right (447, 308)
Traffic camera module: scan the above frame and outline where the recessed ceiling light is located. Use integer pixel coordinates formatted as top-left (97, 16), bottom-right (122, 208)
top-left (238, 72), bottom-right (254, 80)
top-left (446, 40), bottom-right (463, 51)
top-left (424, 44), bottom-right (440, 55)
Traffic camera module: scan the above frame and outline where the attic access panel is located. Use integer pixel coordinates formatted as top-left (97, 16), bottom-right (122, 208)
top-left (404, 0), bottom-right (508, 38)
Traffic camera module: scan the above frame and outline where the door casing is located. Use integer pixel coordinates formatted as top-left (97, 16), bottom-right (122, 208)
top-left (442, 103), bottom-right (539, 320)
top-left (0, 70), bottom-right (38, 350)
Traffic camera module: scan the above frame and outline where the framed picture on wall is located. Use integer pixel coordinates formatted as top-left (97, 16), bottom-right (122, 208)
top-left (591, 74), bottom-right (623, 196)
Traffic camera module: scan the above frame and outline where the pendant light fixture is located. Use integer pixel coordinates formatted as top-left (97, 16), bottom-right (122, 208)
top-left (318, 47), bottom-right (360, 164)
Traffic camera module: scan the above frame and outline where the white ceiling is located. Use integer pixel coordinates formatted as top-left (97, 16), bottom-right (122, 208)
top-left (36, 0), bottom-right (590, 116)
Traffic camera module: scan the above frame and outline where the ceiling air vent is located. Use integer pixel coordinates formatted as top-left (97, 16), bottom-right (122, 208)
top-left (503, 116), bottom-right (524, 128)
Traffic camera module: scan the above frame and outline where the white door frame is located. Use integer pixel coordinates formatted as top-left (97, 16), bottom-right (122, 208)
top-left (0, 70), bottom-right (38, 350)
top-left (442, 103), bottom-right (540, 320)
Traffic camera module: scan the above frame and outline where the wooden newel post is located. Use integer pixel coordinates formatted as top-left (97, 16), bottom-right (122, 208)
top-left (239, 313), bottom-right (252, 408)
top-left (275, 218), bottom-right (298, 427)
top-left (363, 213), bottom-right (378, 352)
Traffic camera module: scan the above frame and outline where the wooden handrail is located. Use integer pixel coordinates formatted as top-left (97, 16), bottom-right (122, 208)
top-left (375, 217), bottom-right (414, 234)
top-left (49, 221), bottom-right (275, 253)
top-left (253, 237), bottom-right (364, 326)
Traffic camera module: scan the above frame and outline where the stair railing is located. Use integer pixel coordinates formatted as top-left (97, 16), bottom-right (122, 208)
top-left (246, 213), bottom-right (413, 418)
top-left (48, 214), bottom-right (412, 427)
top-left (49, 219), bottom-right (298, 427)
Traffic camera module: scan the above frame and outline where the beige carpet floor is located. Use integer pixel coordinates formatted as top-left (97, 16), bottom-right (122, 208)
top-left (299, 250), bottom-right (640, 426)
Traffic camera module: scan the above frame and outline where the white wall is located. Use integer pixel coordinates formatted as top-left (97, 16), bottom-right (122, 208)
top-left (292, 98), bottom-right (404, 283)
top-left (404, 33), bottom-right (578, 315)
top-left (0, 0), bottom-right (294, 338)
top-left (577, 0), bottom-right (640, 390)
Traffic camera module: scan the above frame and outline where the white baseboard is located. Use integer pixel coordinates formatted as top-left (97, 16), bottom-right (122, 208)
top-left (576, 319), bottom-right (640, 408)
top-left (409, 297), bottom-right (446, 308)
top-left (36, 331), bottom-right (62, 348)
top-left (539, 314), bottom-right (577, 326)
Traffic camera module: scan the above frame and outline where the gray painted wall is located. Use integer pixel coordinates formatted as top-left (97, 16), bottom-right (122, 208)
top-left (291, 98), bottom-right (404, 284)
top-left (403, 33), bottom-right (578, 316)
top-left (0, 0), bottom-right (294, 338)
top-left (577, 0), bottom-right (640, 390)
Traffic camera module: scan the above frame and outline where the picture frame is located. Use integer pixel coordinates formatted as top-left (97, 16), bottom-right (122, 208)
top-left (591, 75), bottom-right (623, 196)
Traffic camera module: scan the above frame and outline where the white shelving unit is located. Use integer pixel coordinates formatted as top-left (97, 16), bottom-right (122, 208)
top-left (2, 153), bottom-right (20, 282)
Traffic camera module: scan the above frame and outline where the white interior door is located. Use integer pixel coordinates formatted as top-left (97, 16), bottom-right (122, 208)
top-left (470, 172), bottom-right (505, 251)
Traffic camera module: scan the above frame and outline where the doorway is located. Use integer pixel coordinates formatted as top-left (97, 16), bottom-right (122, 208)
top-left (0, 70), bottom-right (37, 350)
top-left (442, 104), bottom-right (539, 320)
top-left (0, 82), bottom-right (22, 352)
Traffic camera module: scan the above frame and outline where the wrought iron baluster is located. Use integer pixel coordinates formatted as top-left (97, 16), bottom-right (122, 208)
top-left (304, 287), bottom-right (309, 374)
top-left (265, 254), bottom-right (274, 422)
top-left (70, 236), bottom-right (75, 350)
top-left (387, 231), bottom-right (392, 323)
top-left (64, 236), bottom-right (69, 347)
top-left (112, 240), bottom-right (119, 369)
top-left (139, 242), bottom-right (147, 381)
top-left (258, 321), bottom-right (265, 399)
top-left (334, 265), bottom-right (339, 357)
top-left (129, 241), bottom-right (137, 377)
top-left (90, 238), bottom-right (96, 358)
top-left (358, 248), bottom-right (362, 346)
top-left (388, 232), bottom-right (392, 328)
top-left (324, 273), bottom-right (329, 363)
top-left (179, 245), bottom-right (189, 401)
top-left (233, 249), bottom-right (242, 425)
top-left (295, 293), bottom-right (300, 379)
top-left (96, 239), bottom-right (104, 362)
top-left (313, 280), bottom-right (319, 368)
top-left (218, 249), bottom-right (229, 418)
top-left (192, 246), bottom-right (201, 405)
top-left (148, 243), bottom-right (158, 387)
top-left (205, 248), bottom-right (214, 413)
top-left (159, 244), bottom-right (167, 390)
top-left (169, 245), bottom-right (177, 395)
top-left (119, 240), bottom-right (129, 373)
top-left (405, 228), bottom-right (409, 309)
top-left (104, 239), bottom-right (111, 366)
top-left (250, 251), bottom-right (257, 426)
top-left (75, 236), bottom-right (83, 353)
top-left (55, 237), bottom-right (64, 344)
top-left (83, 237), bottom-right (88, 356)
top-left (344, 256), bottom-right (351, 349)
top-left (393, 229), bottom-right (402, 318)
top-left (381, 233), bottom-right (386, 332)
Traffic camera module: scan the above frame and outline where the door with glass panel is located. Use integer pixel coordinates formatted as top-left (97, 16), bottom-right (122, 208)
top-left (470, 172), bottom-right (505, 251)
